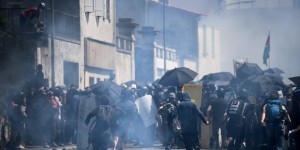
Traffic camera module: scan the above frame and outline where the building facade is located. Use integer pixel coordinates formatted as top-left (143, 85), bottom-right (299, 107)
top-left (0, 0), bottom-right (137, 90)
top-left (117, 0), bottom-right (202, 82)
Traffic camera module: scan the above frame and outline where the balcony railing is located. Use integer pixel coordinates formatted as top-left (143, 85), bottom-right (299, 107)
top-left (116, 35), bottom-right (131, 53)
top-left (0, 7), bottom-right (80, 40)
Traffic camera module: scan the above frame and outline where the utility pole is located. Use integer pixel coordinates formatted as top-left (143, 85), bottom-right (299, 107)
top-left (51, 0), bottom-right (55, 87)
top-left (163, 0), bottom-right (166, 73)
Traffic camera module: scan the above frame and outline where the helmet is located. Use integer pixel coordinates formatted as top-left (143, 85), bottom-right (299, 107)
top-left (139, 86), bottom-right (148, 92)
top-left (146, 83), bottom-right (154, 91)
top-left (169, 92), bottom-right (176, 99)
top-left (38, 2), bottom-right (46, 9)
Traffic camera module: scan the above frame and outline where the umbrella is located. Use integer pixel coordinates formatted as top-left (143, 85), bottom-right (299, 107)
top-left (242, 74), bottom-right (285, 93)
top-left (158, 67), bottom-right (198, 87)
top-left (200, 72), bottom-right (234, 86)
top-left (236, 63), bottom-right (263, 81)
top-left (289, 76), bottom-right (300, 85)
top-left (90, 80), bottom-right (123, 104)
top-left (263, 68), bottom-right (285, 75)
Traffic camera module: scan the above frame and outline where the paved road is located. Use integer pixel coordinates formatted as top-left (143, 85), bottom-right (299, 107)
top-left (20, 143), bottom-right (215, 150)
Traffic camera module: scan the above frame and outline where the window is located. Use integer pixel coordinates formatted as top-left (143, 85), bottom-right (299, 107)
top-left (97, 78), bottom-right (101, 83)
top-left (126, 40), bottom-right (131, 50)
top-left (89, 77), bottom-right (95, 86)
top-left (203, 25), bottom-right (208, 57)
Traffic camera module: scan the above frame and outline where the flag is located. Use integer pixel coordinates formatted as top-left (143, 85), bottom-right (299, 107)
top-left (263, 33), bottom-right (270, 66)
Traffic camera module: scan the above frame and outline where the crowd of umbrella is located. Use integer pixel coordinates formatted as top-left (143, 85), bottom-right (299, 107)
top-left (89, 62), bottom-right (299, 101)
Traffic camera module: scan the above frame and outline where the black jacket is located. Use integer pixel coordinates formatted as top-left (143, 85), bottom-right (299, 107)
top-left (176, 100), bottom-right (207, 134)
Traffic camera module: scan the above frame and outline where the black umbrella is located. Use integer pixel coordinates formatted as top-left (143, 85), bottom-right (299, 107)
top-left (158, 67), bottom-right (198, 87)
top-left (263, 68), bottom-right (285, 75)
top-left (90, 80), bottom-right (122, 104)
top-left (200, 72), bottom-right (234, 86)
top-left (236, 63), bottom-right (263, 81)
top-left (242, 74), bottom-right (285, 93)
top-left (289, 76), bottom-right (300, 85)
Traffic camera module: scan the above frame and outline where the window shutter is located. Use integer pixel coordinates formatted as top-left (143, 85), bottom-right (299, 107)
top-left (84, 0), bottom-right (94, 13)
top-left (103, 0), bottom-right (107, 19)
top-left (95, 0), bottom-right (104, 17)
top-left (108, 0), bottom-right (112, 21)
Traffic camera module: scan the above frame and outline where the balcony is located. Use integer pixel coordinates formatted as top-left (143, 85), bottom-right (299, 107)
top-left (0, 7), bottom-right (80, 40)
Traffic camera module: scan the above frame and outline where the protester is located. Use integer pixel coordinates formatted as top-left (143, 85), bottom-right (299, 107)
top-left (288, 87), bottom-right (300, 149)
top-left (261, 90), bottom-right (291, 150)
top-left (225, 89), bottom-right (249, 150)
top-left (9, 92), bottom-right (27, 149)
top-left (114, 88), bottom-right (138, 150)
top-left (207, 86), bottom-right (227, 149)
top-left (19, 2), bottom-right (46, 27)
top-left (175, 92), bottom-right (209, 150)
top-left (156, 92), bottom-right (177, 150)
top-left (85, 95), bottom-right (118, 150)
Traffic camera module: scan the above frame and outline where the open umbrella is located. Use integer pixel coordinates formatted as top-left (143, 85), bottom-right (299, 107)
top-left (242, 74), bottom-right (285, 93)
top-left (200, 72), bottom-right (235, 86)
top-left (289, 76), bottom-right (300, 85)
top-left (90, 80), bottom-right (123, 104)
top-left (236, 63), bottom-right (263, 81)
top-left (263, 68), bottom-right (285, 75)
top-left (158, 67), bottom-right (198, 87)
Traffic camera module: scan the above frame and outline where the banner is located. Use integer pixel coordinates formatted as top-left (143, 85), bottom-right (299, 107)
top-left (182, 84), bottom-right (202, 107)
top-left (135, 95), bottom-right (157, 128)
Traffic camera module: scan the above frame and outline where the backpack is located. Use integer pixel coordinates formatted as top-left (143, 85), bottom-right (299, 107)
top-left (228, 99), bottom-right (246, 118)
top-left (96, 105), bottom-right (113, 128)
top-left (265, 99), bottom-right (284, 123)
top-left (88, 105), bottom-right (113, 146)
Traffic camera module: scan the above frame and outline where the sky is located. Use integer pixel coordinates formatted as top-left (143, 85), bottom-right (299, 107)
top-left (168, 0), bottom-right (300, 83)
top-left (170, 0), bottom-right (219, 14)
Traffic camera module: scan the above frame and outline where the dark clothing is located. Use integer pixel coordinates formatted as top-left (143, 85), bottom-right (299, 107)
top-left (182, 133), bottom-right (201, 150)
top-left (85, 105), bottom-right (120, 150)
top-left (226, 99), bottom-right (247, 150)
top-left (210, 98), bottom-right (228, 148)
top-left (157, 103), bottom-right (176, 148)
top-left (176, 101), bottom-right (207, 134)
top-left (211, 98), bottom-right (228, 121)
top-left (175, 100), bottom-right (207, 150)
top-left (266, 122), bottom-right (284, 150)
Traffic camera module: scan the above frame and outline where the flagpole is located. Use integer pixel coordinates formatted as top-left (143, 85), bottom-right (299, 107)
top-left (268, 31), bottom-right (270, 69)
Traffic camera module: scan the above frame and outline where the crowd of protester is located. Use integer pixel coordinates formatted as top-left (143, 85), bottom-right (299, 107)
top-left (3, 65), bottom-right (300, 150)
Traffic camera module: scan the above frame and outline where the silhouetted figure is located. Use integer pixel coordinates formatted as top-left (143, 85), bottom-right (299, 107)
top-left (19, 2), bottom-right (46, 28)
top-left (85, 96), bottom-right (120, 150)
top-left (175, 93), bottom-right (209, 150)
